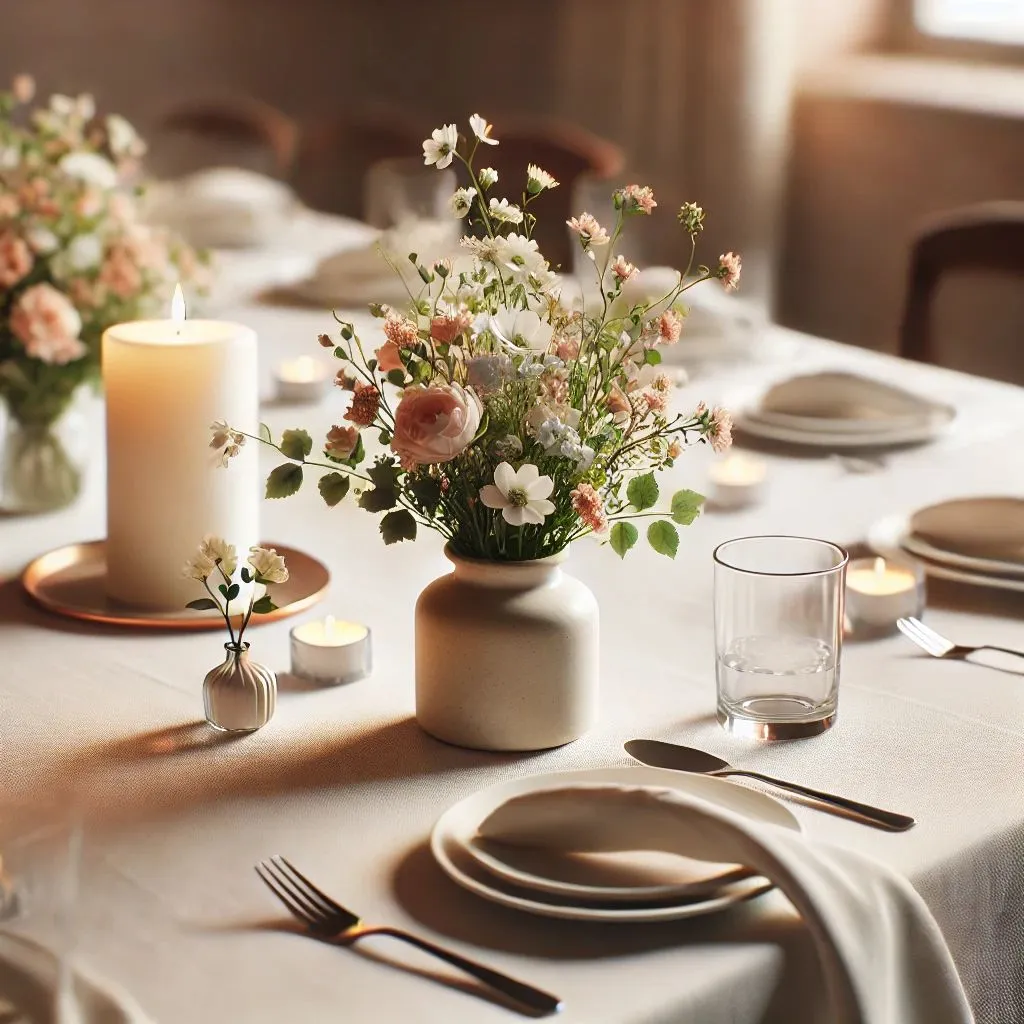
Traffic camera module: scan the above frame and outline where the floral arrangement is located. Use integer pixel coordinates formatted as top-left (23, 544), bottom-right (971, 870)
top-left (183, 536), bottom-right (290, 645)
top-left (217, 113), bottom-right (737, 562)
top-left (0, 74), bottom-right (204, 427)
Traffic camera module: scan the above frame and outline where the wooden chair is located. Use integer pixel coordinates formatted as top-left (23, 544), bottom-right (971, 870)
top-left (469, 117), bottom-right (625, 269)
top-left (292, 107), bottom-right (423, 220)
top-left (148, 98), bottom-right (299, 180)
top-left (899, 201), bottom-right (1024, 365)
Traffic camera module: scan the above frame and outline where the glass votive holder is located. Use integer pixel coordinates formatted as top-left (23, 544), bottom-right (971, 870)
top-left (845, 556), bottom-right (926, 639)
top-left (290, 615), bottom-right (372, 685)
top-left (274, 356), bottom-right (330, 404)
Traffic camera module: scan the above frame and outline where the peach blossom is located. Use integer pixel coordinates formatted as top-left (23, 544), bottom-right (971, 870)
top-left (376, 341), bottom-right (405, 373)
top-left (10, 283), bottom-right (86, 365)
top-left (391, 382), bottom-right (482, 469)
top-left (0, 231), bottom-right (33, 288)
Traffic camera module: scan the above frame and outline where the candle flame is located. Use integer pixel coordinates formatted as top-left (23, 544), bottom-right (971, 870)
top-left (170, 283), bottom-right (186, 323)
top-left (873, 557), bottom-right (886, 575)
top-left (324, 614), bottom-right (336, 640)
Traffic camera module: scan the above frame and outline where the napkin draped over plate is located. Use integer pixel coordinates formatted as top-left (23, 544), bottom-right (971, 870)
top-left (479, 784), bottom-right (972, 1024)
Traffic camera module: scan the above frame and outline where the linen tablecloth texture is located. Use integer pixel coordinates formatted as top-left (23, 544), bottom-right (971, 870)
top-left (480, 784), bottom-right (973, 1024)
top-left (3, 215), bottom-right (1024, 1023)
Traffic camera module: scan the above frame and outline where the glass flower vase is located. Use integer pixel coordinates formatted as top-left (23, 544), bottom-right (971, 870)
top-left (0, 395), bottom-right (88, 514)
top-left (203, 643), bottom-right (277, 733)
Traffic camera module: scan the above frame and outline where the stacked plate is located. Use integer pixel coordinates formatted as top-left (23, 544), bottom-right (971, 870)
top-left (430, 766), bottom-right (798, 923)
top-left (730, 372), bottom-right (956, 449)
top-left (869, 497), bottom-right (1024, 592)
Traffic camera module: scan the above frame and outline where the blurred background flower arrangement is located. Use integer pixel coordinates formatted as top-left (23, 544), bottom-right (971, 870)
top-left (222, 113), bottom-right (739, 562)
top-left (0, 74), bottom-right (206, 510)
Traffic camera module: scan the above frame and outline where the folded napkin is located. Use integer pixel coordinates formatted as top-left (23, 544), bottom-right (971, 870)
top-left (479, 784), bottom-right (972, 1024)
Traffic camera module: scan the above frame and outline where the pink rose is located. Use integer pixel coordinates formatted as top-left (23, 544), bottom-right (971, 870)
top-left (325, 424), bottom-right (359, 461)
top-left (376, 341), bottom-right (404, 373)
top-left (0, 231), bottom-right (32, 288)
top-left (10, 283), bottom-right (86, 365)
top-left (391, 382), bottom-right (482, 469)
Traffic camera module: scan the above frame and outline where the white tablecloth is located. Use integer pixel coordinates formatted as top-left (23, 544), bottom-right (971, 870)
top-left (3, 214), bottom-right (1024, 1024)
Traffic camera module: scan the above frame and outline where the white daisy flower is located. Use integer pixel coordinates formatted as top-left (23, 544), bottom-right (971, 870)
top-left (422, 124), bottom-right (459, 169)
top-left (488, 197), bottom-right (523, 225)
top-left (479, 462), bottom-right (556, 527)
top-left (449, 186), bottom-right (477, 218)
top-left (495, 233), bottom-right (547, 285)
top-left (526, 164), bottom-right (559, 194)
top-left (469, 113), bottom-right (498, 146)
top-left (477, 167), bottom-right (498, 189)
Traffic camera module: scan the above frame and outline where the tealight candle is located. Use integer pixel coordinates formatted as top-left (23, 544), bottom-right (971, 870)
top-left (275, 356), bottom-right (329, 403)
top-left (708, 453), bottom-right (767, 509)
top-left (846, 556), bottom-right (925, 636)
top-left (290, 615), bottom-right (372, 685)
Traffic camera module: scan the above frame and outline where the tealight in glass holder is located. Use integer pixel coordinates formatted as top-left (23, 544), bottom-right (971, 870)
top-left (845, 556), bottom-right (926, 639)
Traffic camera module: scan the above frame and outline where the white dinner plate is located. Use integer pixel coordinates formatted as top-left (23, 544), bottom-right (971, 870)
top-left (431, 766), bottom-right (799, 923)
top-left (868, 513), bottom-right (1024, 593)
top-left (728, 379), bottom-right (956, 450)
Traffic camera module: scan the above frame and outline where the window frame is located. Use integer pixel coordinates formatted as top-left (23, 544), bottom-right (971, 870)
top-left (892, 0), bottom-right (1024, 63)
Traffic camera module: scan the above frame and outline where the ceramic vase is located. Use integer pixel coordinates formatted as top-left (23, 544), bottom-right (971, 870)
top-left (203, 642), bottom-right (276, 733)
top-left (415, 546), bottom-right (599, 752)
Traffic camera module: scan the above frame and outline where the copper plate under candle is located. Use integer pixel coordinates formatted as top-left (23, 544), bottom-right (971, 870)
top-left (22, 540), bottom-right (329, 631)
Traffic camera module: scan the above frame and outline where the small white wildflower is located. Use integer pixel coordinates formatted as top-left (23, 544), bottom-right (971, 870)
top-left (422, 124), bottom-right (458, 170)
top-left (488, 197), bottom-right (523, 225)
top-left (469, 113), bottom-right (498, 146)
top-left (526, 164), bottom-right (559, 194)
top-left (449, 186), bottom-right (477, 218)
top-left (477, 167), bottom-right (498, 189)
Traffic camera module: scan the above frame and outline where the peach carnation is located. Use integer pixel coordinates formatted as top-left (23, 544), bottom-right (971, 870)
top-left (696, 402), bottom-right (733, 453)
top-left (0, 231), bottom-right (33, 288)
top-left (99, 245), bottom-right (142, 300)
top-left (619, 184), bottom-right (657, 215)
top-left (566, 212), bottom-right (610, 247)
top-left (383, 311), bottom-right (419, 348)
top-left (719, 252), bottom-right (742, 291)
top-left (611, 255), bottom-right (637, 282)
top-left (10, 283), bottom-right (86, 365)
top-left (430, 308), bottom-right (473, 344)
top-left (658, 309), bottom-right (683, 344)
top-left (325, 424), bottom-right (359, 460)
top-left (554, 337), bottom-right (579, 361)
top-left (571, 482), bottom-right (608, 535)
top-left (344, 381), bottom-right (382, 427)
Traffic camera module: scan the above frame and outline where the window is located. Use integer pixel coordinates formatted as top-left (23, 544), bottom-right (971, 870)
top-left (915, 0), bottom-right (1024, 45)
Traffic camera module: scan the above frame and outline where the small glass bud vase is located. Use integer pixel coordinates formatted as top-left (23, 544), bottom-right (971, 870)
top-left (203, 642), bottom-right (276, 733)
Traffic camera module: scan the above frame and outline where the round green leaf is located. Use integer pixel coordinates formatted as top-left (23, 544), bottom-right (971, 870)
top-left (266, 463), bottom-right (303, 499)
top-left (627, 472), bottom-right (659, 512)
top-left (671, 489), bottom-right (705, 526)
top-left (647, 520), bottom-right (680, 559)
top-left (279, 429), bottom-right (313, 461)
top-left (609, 521), bottom-right (639, 559)
top-left (318, 472), bottom-right (351, 508)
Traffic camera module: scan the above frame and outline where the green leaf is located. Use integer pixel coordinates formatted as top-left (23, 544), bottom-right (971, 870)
top-left (240, 566), bottom-right (252, 583)
top-left (408, 475), bottom-right (442, 510)
top-left (368, 460), bottom-right (401, 490)
top-left (226, 583), bottom-right (240, 601)
top-left (386, 368), bottom-right (406, 387)
top-left (266, 463), bottom-right (303, 499)
top-left (644, 348), bottom-right (662, 366)
top-left (379, 509), bottom-right (417, 544)
top-left (358, 486), bottom-right (398, 512)
top-left (318, 472), bottom-right (351, 507)
top-left (671, 489), bottom-right (705, 526)
top-left (217, 583), bottom-right (228, 598)
top-left (647, 520), bottom-right (680, 559)
top-left (258, 422), bottom-right (273, 444)
top-left (185, 598), bottom-right (218, 611)
top-left (279, 428), bottom-right (313, 461)
top-left (250, 594), bottom-right (277, 615)
top-left (627, 472), bottom-right (659, 512)
top-left (609, 521), bottom-right (639, 559)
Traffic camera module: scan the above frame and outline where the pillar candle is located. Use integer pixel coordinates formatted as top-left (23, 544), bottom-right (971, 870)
top-left (103, 291), bottom-right (259, 610)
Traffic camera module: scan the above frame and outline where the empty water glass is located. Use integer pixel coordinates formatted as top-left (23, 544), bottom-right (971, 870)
top-left (714, 535), bottom-right (848, 740)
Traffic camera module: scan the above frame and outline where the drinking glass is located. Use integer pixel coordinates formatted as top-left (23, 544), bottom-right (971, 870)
top-left (713, 535), bottom-right (848, 739)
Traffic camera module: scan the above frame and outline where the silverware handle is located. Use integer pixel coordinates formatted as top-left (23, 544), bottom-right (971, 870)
top-left (978, 645), bottom-right (1024, 661)
top-left (366, 926), bottom-right (563, 1016)
top-left (723, 770), bottom-right (916, 831)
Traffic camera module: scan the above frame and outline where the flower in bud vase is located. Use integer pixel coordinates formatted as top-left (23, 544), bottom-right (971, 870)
top-left (183, 538), bottom-right (290, 733)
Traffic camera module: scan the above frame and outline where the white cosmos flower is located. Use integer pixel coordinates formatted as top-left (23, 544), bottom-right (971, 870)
top-left (469, 113), bottom-right (499, 146)
top-left (460, 234), bottom-right (503, 263)
top-left (495, 233), bottom-right (547, 285)
top-left (199, 535), bottom-right (238, 577)
top-left (488, 197), bottom-right (523, 225)
top-left (477, 167), bottom-right (498, 189)
top-left (64, 233), bottom-right (103, 270)
top-left (449, 186), bottom-right (477, 218)
top-left (25, 227), bottom-right (59, 255)
top-left (480, 462), bottom-right (555, 527)
top-left (422, 124), bottom-right (458, 169)
top-left (248, 545), bottom-right (289, 584)
top-left (106, 113), bottom-right (145, 158)
top-left (58, 151), bottom-right (118, 189)
top-left (490, 306), bottom-right (554, 353)
top-left (526, 164), bottom-right (559, 194)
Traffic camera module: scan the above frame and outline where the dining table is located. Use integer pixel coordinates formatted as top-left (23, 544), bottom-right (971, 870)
top-left (2, 208), bottom-right (1024, 1024)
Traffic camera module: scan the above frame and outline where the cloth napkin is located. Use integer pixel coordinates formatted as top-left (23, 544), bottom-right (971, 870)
top-left (478, 784), bottom-right (973, 1024)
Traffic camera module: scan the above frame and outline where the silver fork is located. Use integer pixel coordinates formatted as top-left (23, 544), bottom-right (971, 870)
top-left (255, 856), bottom-right (563, 1017)
top-left (897, 616), bottom-right (1024, 665)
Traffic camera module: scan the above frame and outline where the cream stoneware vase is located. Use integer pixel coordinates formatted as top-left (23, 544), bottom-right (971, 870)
top-left (415, 546), bottom-right (599, 751)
